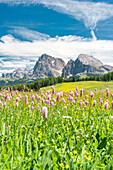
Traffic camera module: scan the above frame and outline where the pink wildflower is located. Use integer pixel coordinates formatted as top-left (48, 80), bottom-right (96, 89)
top-left (57, 111), bottom-right (60, 115)
top-left (8, 87), bottom-right (10, 92)
top-left (15, 102), bottom-right (18, 107)
top-left (93, 100), bottom-right (96, 106)
top-left (46, 100), bottom-right (50, 105)
top-left (80, 89), bottom-right (83, 97)
top-left (107, 91), bottom-right (109, 97)
top-left (70, 91), bottom-right (74, 96)
top-left (62, 98), bottom-right (65, 103)
top-left (60, 91), bottom-right (63, 97)
top-left (8, 125), bottom-right (11, 131)
top-left (5, 94), bottom-right (8, 99)
top-left (32, 95), bottom-right (35, 100)
top-left (95, 88), bottom-right (97, 91)
top-left (85, 101), bottom-right (89, 105)
top-left (36, 94), bottom-right (38, 98)
top-left (106, 88), bottom-right (109, 92)
top-left (38, 96), bottom-right (41, 100)
top-left (42, 98), bottom-right (44, 103)
top-left (56, 92), bottom-right (60, 101)
top-left (48, 94), bottom-right (52, 101)
top-left (90, 91), bottom-right (94, 98)
top-left (42, 107), bottom-right (48, 118)
top-left (25, 95), bottom-right (28, 105)
top-left (37, 106), bottom-right (39, 111)
top-left (16, 97), bottom-right (19, 102)
top-left (19, 94), bottom-right (21, 98)
top-left (73, 100), bottom-right (75, 104)
top-left (23, 85), bottom-right (25, 89)
top-left (51, 86), bottom-right (55, 94)
top-left (104, 102), bottom-right (108, 109)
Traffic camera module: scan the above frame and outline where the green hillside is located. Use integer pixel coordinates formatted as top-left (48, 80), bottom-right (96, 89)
top-left (41, 81), bottom-right (113, 92)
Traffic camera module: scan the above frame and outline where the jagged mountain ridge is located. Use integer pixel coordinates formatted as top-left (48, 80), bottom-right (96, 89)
top-left (2, 54), bottom-right (113, 79)
top-left (2, 54), bottom-right (66, 79)
top-left (62, 54), bottom-right (113, 78)
top-left (2, 68), bottom-right (33, 79)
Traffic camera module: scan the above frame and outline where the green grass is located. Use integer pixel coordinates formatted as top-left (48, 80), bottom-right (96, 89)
top-left (41, 81), bottom-right (113, 92)
top-left (0, 81), bottom-right (113, 169)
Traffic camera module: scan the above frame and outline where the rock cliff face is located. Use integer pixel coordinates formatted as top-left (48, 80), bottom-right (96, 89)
top-left (103, 65), bottom-right (113, 72)
top-left (62, 54), bottom-right (113, 78)
top-left (61, 59), bottom-right (75, 78)
top-left (33, 54), bottom-right (66, 78)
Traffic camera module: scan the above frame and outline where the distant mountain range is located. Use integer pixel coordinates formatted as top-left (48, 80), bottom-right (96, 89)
top-left (62, 54), bottom-right (113, 78)
top-left (2, 54), bottom-right (113, 79)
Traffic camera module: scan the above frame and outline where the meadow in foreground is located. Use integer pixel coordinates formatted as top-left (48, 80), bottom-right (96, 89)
top-left (0, 83), bottom-right (113, 169)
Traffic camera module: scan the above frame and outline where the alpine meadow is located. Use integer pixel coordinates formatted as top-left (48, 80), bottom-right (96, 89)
top-left (0, 0), bottom-right (113, 169)
top-left (0, 83), bottom-right (113, 169)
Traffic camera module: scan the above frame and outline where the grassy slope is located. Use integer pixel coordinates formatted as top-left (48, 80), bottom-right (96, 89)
top-left (41, 81), bottom-right (113, 92)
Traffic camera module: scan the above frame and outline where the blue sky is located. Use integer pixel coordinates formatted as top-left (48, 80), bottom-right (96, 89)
top-left (0, 0), bottom-right (113, 76)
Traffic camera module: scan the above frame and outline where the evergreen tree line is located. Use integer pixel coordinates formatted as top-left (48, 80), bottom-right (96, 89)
top-left (71, 71), bottom-right (113, 82)
top-left (1, 72), bottom-right (113, 91)
top-left (1, 77), bottom-right (63, 91)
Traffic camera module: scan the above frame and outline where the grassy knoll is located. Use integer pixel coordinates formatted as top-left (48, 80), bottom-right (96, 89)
top-left (41, 81), bottom-right (113, 92)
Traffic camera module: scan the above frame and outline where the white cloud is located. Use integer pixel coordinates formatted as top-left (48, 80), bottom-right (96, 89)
top-left (90, 30), bottom-right (97, 41)
top-left (1, 0), bottom-right (113, 32)
top-left (0, 29), bottom-right (113, 75)
top-left (9, 27), bottom-right (50, 41)
top-left (10, 26), bottom-right (88, 42)
top-left (0, 59), bottom-right (35, 68)
top-left (39, 0), bottom-right (113, 30)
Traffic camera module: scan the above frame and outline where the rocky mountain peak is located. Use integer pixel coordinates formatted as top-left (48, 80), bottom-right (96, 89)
top-left (33, 54), bottom-right (66, 78)
top-left (62, 54), bottom-right (113, 78)
top-left (39, 53), bottom-right (52, 60)
top-left (77, 54), bottom-right (103, 67)
top-left (2, 53), bottom-right (113, 79)
top-left (2, 68), bottom-right (33, 79)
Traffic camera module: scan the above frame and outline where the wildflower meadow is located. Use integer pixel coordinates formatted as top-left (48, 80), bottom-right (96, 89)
top-left (0, 83), bottom-right (113, 169)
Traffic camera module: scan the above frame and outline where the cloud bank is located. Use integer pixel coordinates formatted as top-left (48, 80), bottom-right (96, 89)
top-left (1, 0), bottom-right (113, 32)
top-left (9, 27), bottom-right (50, 41)
top-left (0, 27), bottom-right (113, 76)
